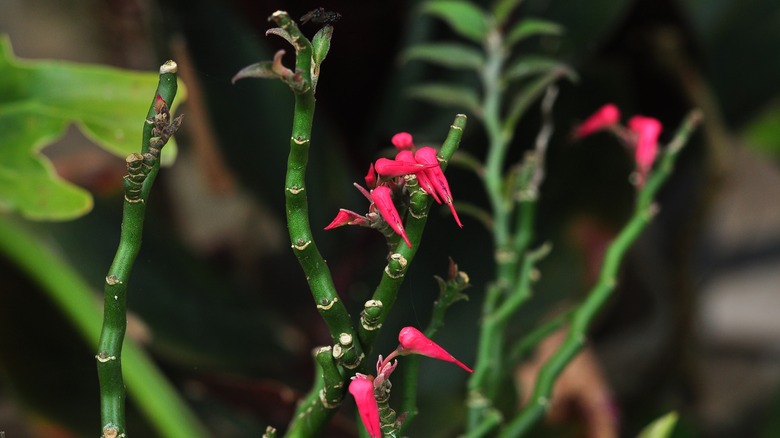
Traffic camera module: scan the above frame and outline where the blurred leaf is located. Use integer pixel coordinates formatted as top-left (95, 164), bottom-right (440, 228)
top-left (0, 35), bottom-right (185, 221)
top-left (401, 43), bottom-right (486, 71)
top-left (493, 0), bottom-right (524, 26)
top-left (421, 0), bottom-right (489, 43)
top-left (504, 56), bottom-right (572, 83)
top-left (742, 99), bottom-right (780, 156)
top-left (637, 412), bottom-right (678, 438)
top-left (505, 67), bottom-right (575, 130)
top-left (505, 18), bottom-right (564, 47)
top-left (232, 61), bottom-right (276, 83)
top-left (406, 83), bottom-right (482, 115)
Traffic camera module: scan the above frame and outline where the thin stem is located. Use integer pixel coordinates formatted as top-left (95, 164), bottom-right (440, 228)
top-left (97, 62), bottom-right (179, 438)
top-left (499, 110), bottom-right (702, 437)
top-left (0, 216), bottom-right (207, 438)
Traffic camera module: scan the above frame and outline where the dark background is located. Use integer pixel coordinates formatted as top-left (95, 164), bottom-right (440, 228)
top-left (2, 0), bottom-right (780, 436)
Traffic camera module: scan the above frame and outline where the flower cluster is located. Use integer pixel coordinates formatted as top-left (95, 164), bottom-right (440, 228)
top-left (324, 133), bottom-right (462, 248)
top-left (574, 103), bottom-right (663, 186)
top-left (349, 326), bottom-right (472, 437)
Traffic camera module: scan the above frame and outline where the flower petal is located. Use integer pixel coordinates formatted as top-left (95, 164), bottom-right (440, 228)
top-left (398, 326), bottom-right (472, 373)
top-left (391, 132), bottom-right (415, 150)
top-left (396, 150), bottom-right (441, 203)
top-left (374, 157), bottom-right (436, 178)
top-left (627, 115), bottom-right (662, 183)
top-left (324, 209), bottom-right (368, 230)
top-left (371, 185), bottom-right (412, 248)
top-left (414, 147), bottom-right (462, 228)
top-left (574, 103), bottom-right (620, 138)
top-left (349, 375), bottom-right (381, 438)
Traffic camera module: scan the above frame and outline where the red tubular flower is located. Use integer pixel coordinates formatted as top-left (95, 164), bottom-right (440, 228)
top-left (574, 103), bottom-right (620, 138)
top-left (374, 157), bottom-right (436, 178)
top-left (324, 209), bottom-right (368, 230)
top-left (627, 115), bottom-right (662, 183)
top-left (371, 185), bottom-right (412, 248)
top-left (414, 147), bottom-right (463, 228)
top-left (365, 163), bottom-right (378, 189)
top-left (395, 150), bottom-right (441, 203)
top-left (391, 132), bottom-right (415, 150)
top-left (398, 326), bottom-right (472, 373)
top-left (349, 375), bottom-right (381, 438)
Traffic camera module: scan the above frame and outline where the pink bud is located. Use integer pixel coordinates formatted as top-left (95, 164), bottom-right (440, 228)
top-left (349, 375), bottom-right (381, 438)
top-left (374, 157), bottom-right (436, 178)
top-left (398, 326), bottom-right (472, 373)
top-left (371, 185), bottom-right (412, 248)
top-left (628, 115), bottom-right (662, 183)
top-left (395, 150), bottom-right (441, 203)
top-left (414, 147), bottom-right (463, 228)
top-left (365, 163), bottom-right (377, 189)
top-left (574, 104), bottom-right (620, 138)
top-left (324, 209), bottom-right (368, 230)
top-left (391, 132), bottom-right (415, 150)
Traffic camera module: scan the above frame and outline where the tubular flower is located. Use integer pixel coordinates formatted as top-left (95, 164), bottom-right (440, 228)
top-left (374, 157), bottom-right (436, 179)
top-left (349, 374), bottom-right (381, 438)
top-left (371, 185), bottom-right (412, 248)
top-left (395, 150), bottom-right (441, 203)
top-left (323, 209), bottom-right (369, 230)
top-left (391, 131), bottom-right (415, 150)
top-left (414, 147), bottom-right (463, 228)
top-left (397, 326), bottom-right (472, 373)
top-left (628, 115), bottom-right (662, 184)
top-left (364, 163), bottom-right (378, 189)
top-left (574, 103), bottom-right (620, 138)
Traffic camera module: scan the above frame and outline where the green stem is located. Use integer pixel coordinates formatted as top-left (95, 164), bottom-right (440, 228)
top-left (499, 110), bottom-right (702, 438)
top-left (0, 216), bottom-right (208, 438)
top-left (285, 347), bottom-right (344, 437)
top-left (97, 61), bottom-right (179, 438)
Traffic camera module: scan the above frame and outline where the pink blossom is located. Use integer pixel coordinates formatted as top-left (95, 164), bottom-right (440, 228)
top-left (323, 209), bottom-right (368, 230)
top-left (628, 115), bottom-right (662, 183)
top-left (574, 104), bottom-right (620, 138)
top-left (364, 163), bottom-right (377, 189)
top-left (397, 326), bottom-right (472, 373)
top-left (391, 132), bottom-right (415, 150)
top-left (371, 185), bottom-right (412, 248)
top-left (414, 147), bottom-right (463, 228)
top-left (374, 157), bottom-right (436, 178)
top-left (349, 375), bottom-right (381, 438)
top-left (396, 150), bottom-right (441, 203)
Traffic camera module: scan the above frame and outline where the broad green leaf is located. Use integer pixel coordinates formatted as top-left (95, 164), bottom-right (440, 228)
top-left (401, 43), bottom-right (486, 71)
top-left (421, 1), bottom-right (490, 43)
top-left (504, 56), bottom-right (573, 83)
top-left (742, 99), bottom-right (780, 156)
top-left (493, 0), bottom-right (525, 27)
top-left (637, 412), bottom-right (678, 438)
top-left (407, 83), bottom-right (482, 115)
top-left (505, 18), bottom-right (564, 47)
top-left (0, 35), bottom-right (185, 221)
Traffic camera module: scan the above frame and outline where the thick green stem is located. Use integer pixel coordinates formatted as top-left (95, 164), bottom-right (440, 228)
top-left (499, 110), bottom-right (702, 437)
top-left (285, 347), bottom-right (344, 437)
top-left (96, 61), bottom-right (179, 438)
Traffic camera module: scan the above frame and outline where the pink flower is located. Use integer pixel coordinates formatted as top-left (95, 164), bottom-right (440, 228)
top-left (364, 163), bottom-right (378, 189)
top-left (414, 147), bottom-right (463, 228)
top-left (397, 326), bottom-right (472, 373)
top-left (349, 374), bottom-right (381, 438)
top-left (628, 115), bottom-right (662, 183)
top-left (323, 209), bottom-right (368, 230)
top-left (371, 185), bottom-right (412, 248)
top-left (374, 157), bottom-right (436, 178)
top-left (391, 132), bottom-right (415, 150)
top-left (574, 104), bottom-right (620, 138)
top-left (395, 150), bottom-right (441, 203)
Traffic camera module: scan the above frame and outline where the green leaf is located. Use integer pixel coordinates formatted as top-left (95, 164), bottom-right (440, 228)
top-left (401, 43), bottom-right (486, 71)
top-left (406, 83), bottom-right (482, 115)
top-left (504, 67), bottom-right (575, 130)
top-left (505, 18), bottom-right (564, 47)
top-left (421, 0), bottom-right (490, 43)
top-left (742, 99), bottom-right (780, 156)
top-left (231, 61), bottom-right (277, 83)
top-left (504, 56), bottom-right (573, 83)
top-left (0, 35), bottom-right (184, 221)
top-left (637, 412), bottom-right (678, 438)
top-left (493, 0), bottom-right (524, 27)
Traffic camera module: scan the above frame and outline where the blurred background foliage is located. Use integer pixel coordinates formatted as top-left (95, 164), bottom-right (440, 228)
top-left (2, 0), bottom-right (780, 437)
